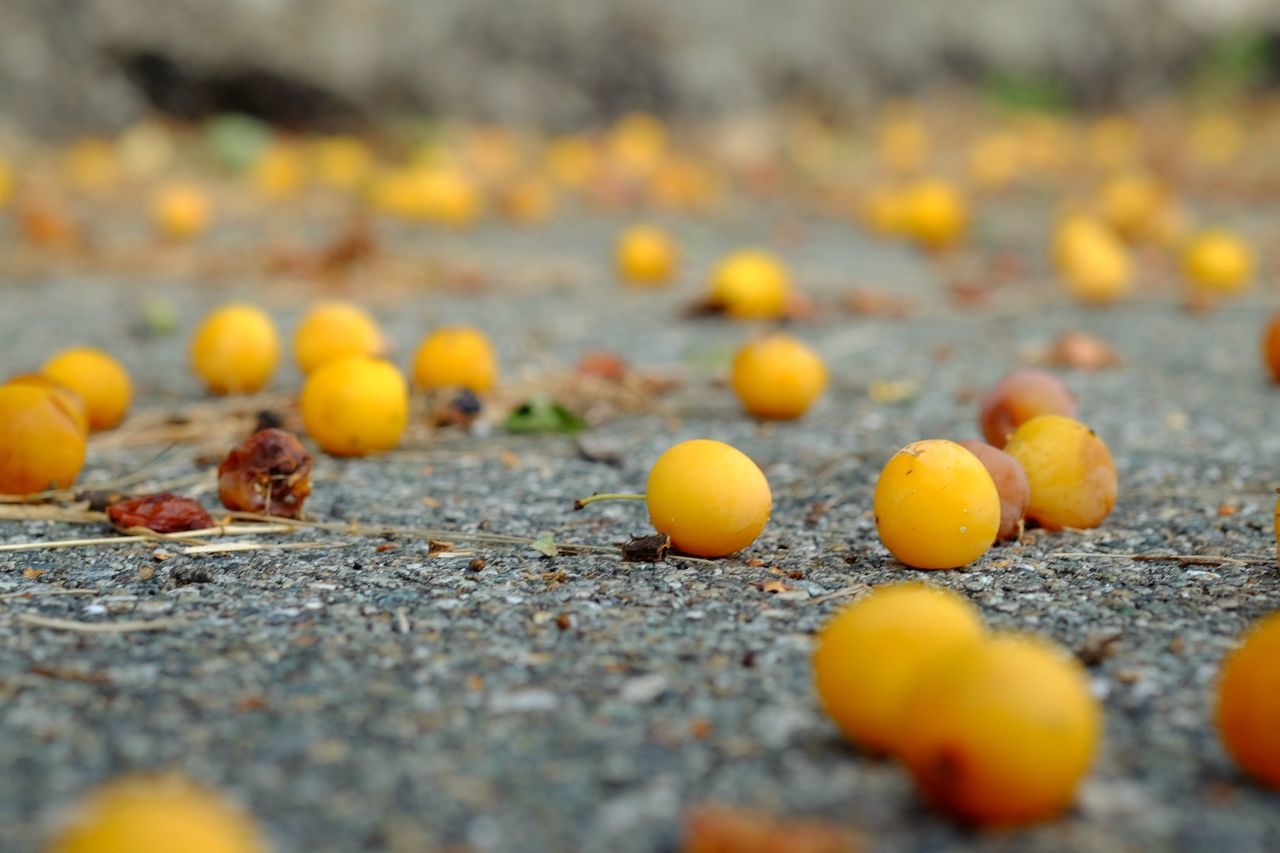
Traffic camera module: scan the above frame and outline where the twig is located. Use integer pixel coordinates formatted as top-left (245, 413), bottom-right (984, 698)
top-left (31, 665), bottom-right (112, 685)
top-left (180, 541), bottom-right (351, 555)
top-left (14, 613), bottom-right (186, 633)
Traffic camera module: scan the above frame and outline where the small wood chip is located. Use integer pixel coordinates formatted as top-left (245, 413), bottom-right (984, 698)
top-left (427, 539), bottom-right (455, 555)
top-left (622, 533), bottom-right (671, 562)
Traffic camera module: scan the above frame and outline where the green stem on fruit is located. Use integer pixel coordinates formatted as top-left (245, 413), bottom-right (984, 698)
top-left (573, 492), bottom-right (646, 511)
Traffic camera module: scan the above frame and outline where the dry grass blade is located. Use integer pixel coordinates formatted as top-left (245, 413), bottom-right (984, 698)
top-left (0, 522), bottom-right (297, 554)
top-left (181, 541), bottom-right (351, 555)
top-left (0, 588), bottom-right (101, 601)
top-left (14, 613), bottom-right (187, 633)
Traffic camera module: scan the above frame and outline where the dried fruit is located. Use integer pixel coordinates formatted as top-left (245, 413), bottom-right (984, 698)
top-left (1003, 415), bottom-right (1117, 531)
top-left (616, 224), bottom-right (678, 286)
top-left (874, 440), bottom-right (1001, 570)
top-left (0, 383), bottom-right (87, 494)
top-left (682, 805), bottom-right (864, 853)
top-left (41, 347), bottom-right (132, 431)
top-left (813, 582), bottom-right (984, 754)
top-left (300, 356), bottom-right (408, 456)
top-left (106, 493), bottom-right (213, 533)
top-left (190, 303), bottom-right (280, 395)
top-left (1217, 610), bottom-right (1280, 788)
top-left (708, 249), bottom-right (791, 319)
top-left (293, 301), bottom-right (383, 374)
top-left (899, 634), bottom-right (1101, 826)
top-left (978, 369), bottom-right (1077, 448)
top-left (46, 772), bottom-right (268, 853)
top-left (731, 333), bottom-right (827, 420)
top-left (957, 440), bottom-right (1030, 541)
top-left (218, 428), bottom-right (313, 518)
top-left (412, 326), bottom-right (499, 393)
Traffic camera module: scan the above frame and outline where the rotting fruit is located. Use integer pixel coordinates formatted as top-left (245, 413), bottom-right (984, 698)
top-left (106, 493), bottom-right (213, 533)
top-left (958, 440), bottom-right (1030, 541)
top-left (616, 224), bottom-right (678, 286)
top-left (646, 439), bottom-right (772, 557)
top-left (1217, 610), bottom-right (1280, 789)
top-left (708, 249), bottom-right (791, 320)
top-left (41, 346), bottom-right (132, 431)
top-left (813, 582), bottom-right (985, 755)
top-left (730, 333), bottom-right (827, 420)
top-left (190, 303), bottom-right (280, 395)
top-left (1003, 415), bottom-right (1117, 531)
top-left (899, 633), bottom-right (1101, 826)
top-left (293, 301), bottom-right (383, 374)
top-left (300, 355), bottom-right (408, 457)
top-left (0, 383), bottom-right (87, 494)
top-left (978, 369), bottom-right (1077, 448)
top-left (412, 326), bottom-right (498, 393)
top-left (46, 772), bottom-right (268, 853)
top-left (1262, 313), bottom-right (1280, 383)
top-left (218, 428), bottom-right (313, 518)
top-left (873, 440), bottom-right (1001, 570)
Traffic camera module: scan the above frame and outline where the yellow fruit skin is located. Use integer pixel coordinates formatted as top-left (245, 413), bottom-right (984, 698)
top-left (412, 327), bottom-right (498, 393)
top-left (646, 439), bottom-right (771, 557)
top-left (616, 225), bottom-right (678, 286)
top-left (730, 334), bottom-right (827, 419)
top-left (47, 773), bottom-right (268, 853)
top-left (0, 384), bottom-right (86, 494)
top-left (874, 440), bottom-right (1001, 570)
top-left (293, 302), bottom-right (383, 374)
top-left (1097, 173), bottom-right (1166, 242)
top-left (900, 634), bottom-right (1101, 826)
top-left (813, 583), bottom-right (985, 754)
top-left (1003, 415), bottom-right (1117, 531)
top-left (151, 184), bottom-right (211, 240)
top-left (42, 347), bottom-right (132, 431)
top-left (903, 179), bottom-right (968, 251)
top-left (190, 304), bottom-right (280, 395)
top-left (1055, 217), bottom-right (1133, 305)
top-left (4, 373), bottom-right (90, 435)
top-left (709, 250), bottom-right (791, 319)
top-left (1218, 610), bottom-right (1280, 788)
top-left (301, 356), bottom-right (408, 457)
top-left (1182, 230), bottom-right (1253, 294)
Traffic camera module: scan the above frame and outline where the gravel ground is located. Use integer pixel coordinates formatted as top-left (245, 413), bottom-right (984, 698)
top-left (2, 208), bottom-right (1280, 852)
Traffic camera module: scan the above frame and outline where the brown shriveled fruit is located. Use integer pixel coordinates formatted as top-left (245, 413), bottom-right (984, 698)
top-left (978, 369), bottom-right (1078, 447)
top-left (681, 805), bottom-right (864, 853)
top-left (959, 440), bottom-right (1031, 541)
top-left (106, 493), bottom-right (213, 533)
top-left (217, 428), bottom-right (313, 518)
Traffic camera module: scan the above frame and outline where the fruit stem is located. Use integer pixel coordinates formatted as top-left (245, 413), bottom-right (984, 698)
top-left (573, 492), bottom-right (646, 511)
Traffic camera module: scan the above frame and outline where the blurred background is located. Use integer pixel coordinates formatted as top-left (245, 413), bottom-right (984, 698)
top-left (3, 0), bottom-right (1280, 135)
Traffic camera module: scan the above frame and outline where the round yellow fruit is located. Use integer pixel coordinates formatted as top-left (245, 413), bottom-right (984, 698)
top-left (42, 347), bottom-right (132, 431)
top-left (1217, 610), bottom-right (1280, 788)
top-left (412, 326), bottom-right (498, 393)
top-left (616, 224), bottom-right (678, 286)
top-left (813, 582), bottom-right (985, 754)
top-left (874, 440), bottom-right (1001, 570)
top-left (709, 249), bottom-right (791, 319)
top-left (190, 304), bottom-right (280, 395)
top-left (899, 633), bottom-right (1101, 826)
top-left (293, 301), bottom-right (383, 374)
top-left (1055, 217), bottom-right (1133, 305)
top-left (300, 355), bottom-right (408, 456)
top-left (0, 383), bottom-right (87, 494)
top-left (646, 439), bottom-right (771, 557)
top-left (1182, 229), bottom-right (1253, 295)
top-left (47, 773), bottom-right (268, 853)
top-left (1003, 415), bottom-right (1117, 531)
top-left (902, 179), bottom-right (968, 251)
top-left (4, 373), bottom-right (89, 435)
top-left (151, 183), bottom-right (212, 241)
top-left (730, 333), bottom-right (827, 420)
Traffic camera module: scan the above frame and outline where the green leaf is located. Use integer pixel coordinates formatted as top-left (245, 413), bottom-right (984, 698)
top-left (530, 531), bottom-right (559, 558)
top-left (504, 394), bottom-right (585, 435)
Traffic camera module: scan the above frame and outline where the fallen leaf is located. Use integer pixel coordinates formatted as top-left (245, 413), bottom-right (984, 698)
top-left (530, 531), bottom-right (560, 558)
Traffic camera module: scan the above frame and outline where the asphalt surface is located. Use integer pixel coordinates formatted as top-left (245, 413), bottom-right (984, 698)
top-left (2, 207), bottom-right (1280, 852)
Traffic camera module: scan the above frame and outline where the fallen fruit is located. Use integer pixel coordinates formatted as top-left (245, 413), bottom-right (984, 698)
top-left (46, 772), bottom-right (268, 853)
top-left (3, 373), bottom-right (89, 434)
top-left (300, 355), bottom-right (408, 456)
top-left (902, 178), bottom-right (968, 251)
top-left (190, 303), bottom-right (280, 395)
top-left (1003, 415), bottom-right (1117, 531)
top-left (813, 582), bottom-right (985, 754)
top-left (957, 440), bottom-right (1030, 541)
top-left (899, 633), bottom-right (1101, 826)
top-left (0, 383), bottom-right (87, 494)
top-left (616, 224), bottom-right (678, 286)
top-left (412, 326), bottom-right (498, 393)
top-left (730, 333), bottom-right (827, 420)
top-left (106, 493), bottom-right (213, 533)
top-left (978, 369), bottom-right (1077, 448)
top-left (1182, 229), bottom-right (1253, 295)
top-left (151, 182), bottom-right (212, 241)
top-left (42, 347), bottom-right (132, 431)
top-left (1217, 610), bottom-right (1280, 789)
top-left (874, 439), bottom-right (1001, 570)
top-left (293, 301), bottom-right (383, 374)
top-left (218, 428), bottom-right (313, 518)
top-left (708, 249), bottom-right (791, 319)
top-left (681, 804), bottom-right (864, 853)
